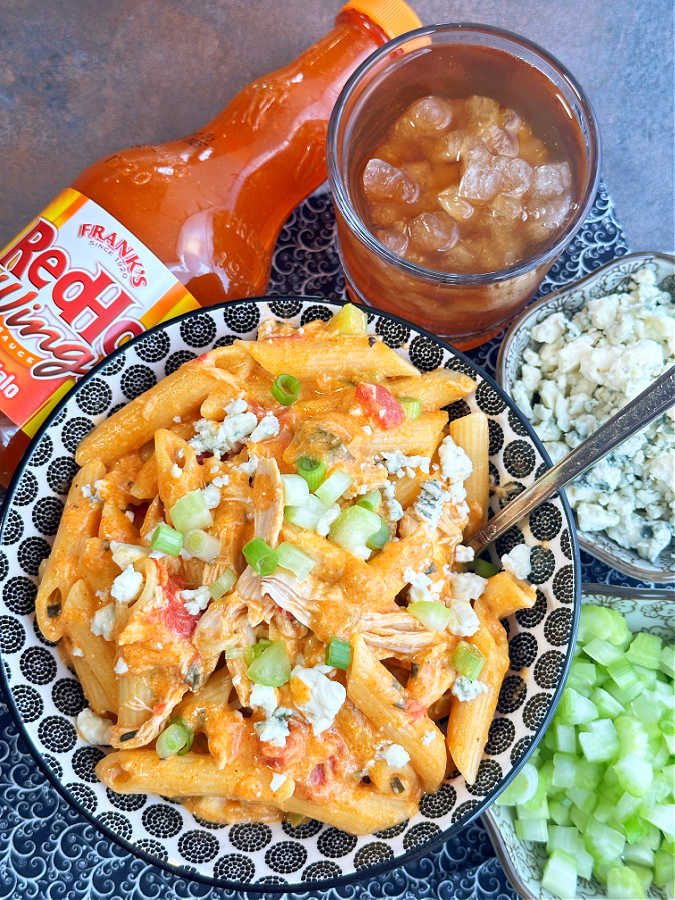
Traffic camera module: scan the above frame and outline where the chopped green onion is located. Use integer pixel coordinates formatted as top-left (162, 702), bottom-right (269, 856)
top-left (184, 529), bottom-right (220, 562)
top-left (495, 762), bottom-right (538, 806)
top-left (243, 537), bottom-right (278, 576)
top-left (271, 373), bottom-right (301, 406)
top-left (281, 474), bottom-right (310, 507)
top-left (409, 600), bottom-right (452, 632)
top-left (329, 505), bottom-right (381, 556)
top-left (277, 542), bottom-right (315, 581)
top-left (398, 397), bottom-right (421, 420)
top-left (314, 469), bottom-right (353, 506)
top-left (356, 489), bottom-right (382, 513)
top-left (295, 456), bottom-right (326, 492)
top-left (284, 494), bottom-right (329, 530)
top-left (246, 640), bottom-right (290, 687)
top-left (330, 302), bottom-right (367, 335)
top-left (468, 557), bottom-right (500, 577)
top-left (156, 718), bottom-right (193, 759)
top-left (151, 522), bottom-right (184, 556)
top-left (366, 517), bottom-right (390, 551)
top-left (170, 489), bottom-right (213, 532)
top-left (209, 568), bottom-right (236, 600)
top-left (451, 640), bottom-right (485, 680)
top-left (325, 637), bottom-right (352, 670)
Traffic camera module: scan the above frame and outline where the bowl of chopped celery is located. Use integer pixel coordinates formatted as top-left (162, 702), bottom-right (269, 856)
top-left (496, 251), bottom-right (675, 584)
top-left (484, 584), bottom-right (675, 900)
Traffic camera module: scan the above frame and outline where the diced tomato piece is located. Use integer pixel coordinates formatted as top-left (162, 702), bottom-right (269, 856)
top-left (355, 382), bottom-right (405, 429)
top-left (405, 696), bottom-right (427, 721)
top-left (162, 574), bottom-right (199, 640)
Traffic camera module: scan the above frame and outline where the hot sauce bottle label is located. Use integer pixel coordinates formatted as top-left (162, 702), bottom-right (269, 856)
top-left (0, 188), bottom-right (200, 437)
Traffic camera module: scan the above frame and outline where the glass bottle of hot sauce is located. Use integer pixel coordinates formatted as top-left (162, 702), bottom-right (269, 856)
top-left (0, 0), bottom-right (421, 486)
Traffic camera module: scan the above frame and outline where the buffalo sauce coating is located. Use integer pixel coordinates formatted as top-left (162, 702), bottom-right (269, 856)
top-left (359, 94), bottom-right (577, 274)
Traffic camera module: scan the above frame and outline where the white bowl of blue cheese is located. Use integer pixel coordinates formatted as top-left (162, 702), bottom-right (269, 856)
top-left (498, 251), bottom-right (675, 583)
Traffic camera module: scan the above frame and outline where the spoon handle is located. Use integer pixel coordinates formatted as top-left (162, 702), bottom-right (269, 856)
top-left (468, 364), bottom-right (675, 556)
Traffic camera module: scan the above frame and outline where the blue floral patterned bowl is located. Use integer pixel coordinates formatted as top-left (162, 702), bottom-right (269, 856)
top-left (0, 297), bottom-right (581, 892)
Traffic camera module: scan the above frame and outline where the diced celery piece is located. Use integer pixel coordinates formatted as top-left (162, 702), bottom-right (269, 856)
top-left (314, 469), bottom-right (353, 506)
top-left (594, 799), bottom-right (615, 823)
top-left (550, 799), bottom-right (572, 825)
top-left (643, 803), bottom-right (675, 839)
top-left (660, 644), bottom-right (675, 679)
top-left (575, 758), bottom-right (603, 790)
top-left (568, 659), bottom-right (597, 690)
top-left (605, 678), bottom-right (642, 705)
top-left (628, 695), bottom-right (662, 729)
top-left (654, 847), bottom-right (675, 887)
top-left (569, 787), bottom-right (596, 815)
top-left (606, 864), bottom-right (646, 899)
top-left (615, 716), bottom-right (649, 758)
top-left (330, 302), bottom-right (367, 335)
top-left (552, 752), bottom-right (576, 789)
top-left (630, 864), bottom-right (653, 894)
top-left (592, 686), bottom-right (625, 718)
top-left (614, 754), bottom-right (653, 797)
top-left (495, 762), bottom-right (538, 806)
top-left (622, 841), bottom-right (654, 867)
top-left (579, 605), bottom-right (631, 646)
top-left (554, 723), bottom-right (576, 754)
top-left (547, 826), bottom-right (594, 881)
top-left (607, 657), bottom-right (639, 691)
top-left (615, 792), bottom-right (643, 827)
top-left (541, 849), bottom-right (577, 900)
top-left (626, 631), bottom-right (663, 670)
top-left (515, 817), bottom-right (548, 843)
top-left (558, 687), bottom-right (598, 725)
top-left (539, 759), bottom-right (554, 791)
top-left (633, 663), bottom-right (658, 687)
top-left (517, 777), bottom-right (549, 820)
top-left (570, 805), bottom-right (590, 832)
top-left (623, 814), bottom-right (650, 844)
top-left (583, 637), bottom-right (624, 666)
top-left (584, 818), bottom-right (625, 862)
top-left (579, 718), bottom-right (619, 762)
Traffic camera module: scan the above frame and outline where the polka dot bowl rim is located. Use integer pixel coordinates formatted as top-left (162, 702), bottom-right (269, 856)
top-left (0, 296), bottom-right (581, 894)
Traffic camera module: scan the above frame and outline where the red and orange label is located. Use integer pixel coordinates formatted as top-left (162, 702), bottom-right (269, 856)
top-left (0, 189), bottom-right (199, 436)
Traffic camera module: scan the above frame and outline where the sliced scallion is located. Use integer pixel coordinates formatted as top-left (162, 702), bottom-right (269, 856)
top-left (295, 456), bottom-right (326, 492)
top-left (150, 522), bottom-right (184, 556)
top-left (277, 542), bottom-right (315, 581)
top-left (184, 529), bottom-right (220, 562)
top-left (209, 568), bottom-right (236, 600)
top-left (398, 397), bottom-right (421, 420)
top-left (314, 469), bottom-right (352, 506)
top-left (272, 373), bottom-right (301, 406)
top-left (243, 538), bottom-right (278, 576)
top-left (156, 718), bottom-right (193, 759)
top-left (325, 637), bottom-right (351, 670)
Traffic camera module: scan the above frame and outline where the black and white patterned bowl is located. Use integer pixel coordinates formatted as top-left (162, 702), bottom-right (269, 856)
top-left (0, 297), bottom-right (581, 893)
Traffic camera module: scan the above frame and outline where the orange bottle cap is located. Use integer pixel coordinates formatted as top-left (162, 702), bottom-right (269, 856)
top-left (341, 0), bottom-right (422, 40)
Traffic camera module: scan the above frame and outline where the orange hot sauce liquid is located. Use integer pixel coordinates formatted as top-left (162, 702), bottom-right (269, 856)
top-left (0, 9), bottom-right (392, 485)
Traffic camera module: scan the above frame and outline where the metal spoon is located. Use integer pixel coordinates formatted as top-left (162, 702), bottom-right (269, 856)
top-left (468, 364), bottom-right (675, 556)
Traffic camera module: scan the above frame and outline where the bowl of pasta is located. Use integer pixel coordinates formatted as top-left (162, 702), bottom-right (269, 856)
top-left (0, 297), bottom-right (580, 891)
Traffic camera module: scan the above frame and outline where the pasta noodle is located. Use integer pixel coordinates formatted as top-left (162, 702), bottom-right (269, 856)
top-left (37, 306), bottom-right (535, 834)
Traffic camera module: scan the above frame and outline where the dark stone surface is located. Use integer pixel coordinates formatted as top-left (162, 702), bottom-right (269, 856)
top-left (0, 0), bottom-right (673, 251)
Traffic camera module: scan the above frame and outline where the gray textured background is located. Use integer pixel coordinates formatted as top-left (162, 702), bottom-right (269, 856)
top-left (1, 0), bottom-right (673, 252)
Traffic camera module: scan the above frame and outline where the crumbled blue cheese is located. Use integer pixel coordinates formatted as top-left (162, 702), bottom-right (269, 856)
top-left (249, 413), bottom-right (280, 443)
top-left (114, 657), bottom-right (128, 675)
top-left (76, 708), bottom-right (112, 745)
top-left (180, 586), bottom-right (211, 616)
top-left (452, 676), bottom-right (488, 702)
top-left (171, 463), bottom-right (182, 479)
top-left (381, 450), bottom-right (431, 478)
top-left (110, 542), bottom-right (146, 569)
top-left (448, 572), bottom-right (487, 602)
top-left (439, 435), bottom-right (473, 485)
top-left (501, 545), bottom-right (531, 581)
top-left (422, 729), bottom-right (436, 746)
top-left (249, 683), bottom-right (278, 717)
top-left (291, 665), bottom-right (346, 735)
top-left (269, 772), bottom-right (290, 792)
top-left (381, 481), bottom-right (404, 522)
top-left (512, 265), bottom-right (674, 562)
top-left (225, 397), bottom-right (248, 415)
top-left (414, 480), bottom-right (450, 528)
top-left (315, 503), bottom-right (341, 536)
top-left (71, 646), bottom-right (84, 657)
top-left (454, 544), bottom-right (475, 563)
top-left (378, 743), bottom-right (410, 769)
top-left (255, 707), bottom-right (293, 746)
top-left (447, 599), bottom-right (480, 637)
top-left (202, 484), bottom-right (221, 509)
top-left (81, 482), bottom-right (103, 503)
top-left (190, 411), bottom-right (258, 459)
top-left (110, 565), bottom-right (143, 604)
top-left (236, 456), bottom-right (259, 476)
top-left (91, 603), bottom-right (116, 641)
top-left (404, 566), bottom-right (442, 603)
top-left (211, 474), bottom-right (230, 487)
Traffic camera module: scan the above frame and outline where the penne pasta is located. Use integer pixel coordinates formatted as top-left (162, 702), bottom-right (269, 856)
top-left (450, 412), bottom-right (489, 537)
top-left (388, 368), bottom-right (476, 410)
top-left (481, 571), bottom-right (537, 619)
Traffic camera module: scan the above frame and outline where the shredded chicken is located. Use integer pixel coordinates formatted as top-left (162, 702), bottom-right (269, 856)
top-left (253, 457), bottom-right (284, 547)
top-left (359, 610), bottom-right (444, 656)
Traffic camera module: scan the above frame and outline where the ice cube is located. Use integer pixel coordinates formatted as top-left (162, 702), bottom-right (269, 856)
top-left (442, 241), bottom-right (477, 271)
top-left (489, 193), bottom-right (523, 221)
top-left (502, 109), bottom-right (522, 134)
top-left (402, 161), bottom-right (434, 190)
top-left (458, 147), bottom-right (502, 202)
top-left (481, 123), bottom-right (519, 158)
top-left (375, 223), bottom-right (409, 257)
top-left (432, 130), bottom-right (467, 162)
top-left (466, 95), bottom-right (500, 124)
top-left (517, 132), bottom-right (548, 167)
top-left (437, 188), bottom-right (474, 220)
top-left (369, 203), bottom-right (402, 226)
top-left (408, 211), bottom-right (459, 253)
top-left (396, 96), bottom-right (454, 137)
top-left (531, 162), bottom-right (572, 199)
top-left (362, 158), bottom-right (419, 204)
top-left (526, 196), bottom-right (573, 241)
top-left (498, 157), bottom-right (533, 196)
